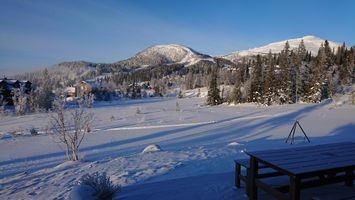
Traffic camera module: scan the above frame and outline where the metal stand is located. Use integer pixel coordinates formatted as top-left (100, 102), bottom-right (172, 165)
top-left (286, 120), bottom-right (310, 144)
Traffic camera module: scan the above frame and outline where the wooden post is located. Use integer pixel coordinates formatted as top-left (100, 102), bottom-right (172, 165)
top-left (290, 176), bottom-right (301, 200)
top-left (235, 162), bottom-right (241, 188)
top-left (249, 156), bottom-right (258, 200)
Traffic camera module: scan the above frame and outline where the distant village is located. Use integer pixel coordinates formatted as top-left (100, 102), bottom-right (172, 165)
top-left (0, 76), bottom-right (158, 106)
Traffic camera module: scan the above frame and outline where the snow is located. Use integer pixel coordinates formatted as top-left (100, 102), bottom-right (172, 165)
top-left (142, 144), bottom-right (162, 153)
top-left (223, 35), bottom-right (341, 62)
top-left (69, 185), bottom-right (95, 200)
top-left (130, 44), bottom-right (212, 67)
top-left (0, 96), bottom-right (354, 199)
top-left (65, 86), bottom-right (76, 93)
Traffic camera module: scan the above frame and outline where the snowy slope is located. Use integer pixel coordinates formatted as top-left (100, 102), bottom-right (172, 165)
top-left (223, 35), bottom-right (341, 62)
top-left (117, 44), bottom-right (213, 68)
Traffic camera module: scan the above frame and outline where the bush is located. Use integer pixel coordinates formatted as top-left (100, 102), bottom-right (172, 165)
top-left (30, 128), bottom-right (38, 136)
top-left (80, 172), bottom-right (120, 200)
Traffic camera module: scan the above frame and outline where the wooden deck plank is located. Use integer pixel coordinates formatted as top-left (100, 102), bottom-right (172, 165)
top-left (251, 144), bottom-right (355, 162)
top-left (248, 142), bottom-right (353, 157)
top-left (266, 152), bottom-right (355, 168)
top-left (269, 151), bottom-right (355, 169)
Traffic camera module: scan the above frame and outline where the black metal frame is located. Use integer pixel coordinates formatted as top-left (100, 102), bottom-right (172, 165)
top-left (286, 120), bottom-right (310, 144)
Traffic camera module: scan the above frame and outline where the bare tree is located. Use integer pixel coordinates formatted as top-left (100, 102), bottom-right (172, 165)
top-left (12, 88), bottom-right (28, 115)
top-left (50, 95), bottom-right (94, 161)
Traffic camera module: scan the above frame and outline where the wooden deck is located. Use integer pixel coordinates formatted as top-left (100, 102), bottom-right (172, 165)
top-left (245, 142), bottom-right (355, 200)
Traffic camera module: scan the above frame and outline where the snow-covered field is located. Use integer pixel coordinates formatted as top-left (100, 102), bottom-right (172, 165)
top-left (0, 96), bottom-right (354, 199)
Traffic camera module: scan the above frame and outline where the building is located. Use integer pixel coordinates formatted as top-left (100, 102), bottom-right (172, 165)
top-left (75, 80), bottom-right (97, 97)
top-left (0, 78), bottom-right (32, 105)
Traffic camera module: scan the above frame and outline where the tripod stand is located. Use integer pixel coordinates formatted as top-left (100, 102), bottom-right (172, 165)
top-left (286, 120), bottom-right (310, 144)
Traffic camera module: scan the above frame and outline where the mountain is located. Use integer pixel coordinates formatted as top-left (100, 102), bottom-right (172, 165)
top-left (222, 35), bottom-right (341, 62)
top-left (15, 36), bottom-right (344, 83)
top-left (116, 44), bottom-right (213, 68)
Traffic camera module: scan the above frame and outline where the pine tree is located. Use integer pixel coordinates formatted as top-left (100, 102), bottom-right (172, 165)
top-left (307, 44), bottom-right (326, 103)
top-left (37, 68), bottom-right (54, 110)
top-left (185, 70), bottom-right (194, 90)
top-left (297, 39), bottom-right (307, 61)
top-left (277, 41), bottom-right (291, 104)
top-left (250, 55), bottom-right (263, 103)
top-left (324, 40), bottom-right (334, 68)
top-left (264, 51), bottom-right (276, 105)
top-left (206, 64), bottom-right (222, 106)
top-left (231, 68), bottom-right (242, 104)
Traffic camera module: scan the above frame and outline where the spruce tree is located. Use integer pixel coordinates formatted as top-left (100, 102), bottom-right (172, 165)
top-left (37, 68), bottom-right (54, 110)
top-left (277, 41), bottom-right (291, 103)
top-left (297, 39), bottom-right (307, 61)
top-left (206, 64), bottom-right (222, 106)
top-left (264, 51), bottom-right (275, 105)
top-left (308, 44), bottom-right (326, 103)
top-left (250, 55), bottom-right (263, 103)
top-left (231, 68), bottom-right (242, 104)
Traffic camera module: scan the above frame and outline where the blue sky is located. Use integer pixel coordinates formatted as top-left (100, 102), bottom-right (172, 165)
top-left (1, 0), bottom-right (354, 75)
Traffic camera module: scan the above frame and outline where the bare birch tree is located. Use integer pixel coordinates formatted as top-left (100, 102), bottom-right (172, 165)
top-left (50, 95), bottom-right (94, 161)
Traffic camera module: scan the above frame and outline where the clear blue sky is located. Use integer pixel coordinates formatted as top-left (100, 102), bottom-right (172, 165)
top-left (1, 0), bottom-right (354, 75)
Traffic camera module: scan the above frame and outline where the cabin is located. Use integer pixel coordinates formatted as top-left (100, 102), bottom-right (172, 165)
top-left (75, 80), bottom-right (97, 97)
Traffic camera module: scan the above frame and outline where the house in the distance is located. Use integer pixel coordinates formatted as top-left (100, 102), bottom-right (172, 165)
top-left (0, 78), bottom-right (32, 105)
top-left (75, 80), bottom-right (98, 97)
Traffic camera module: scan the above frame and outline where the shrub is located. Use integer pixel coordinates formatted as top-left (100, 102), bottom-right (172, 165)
top-left (30, 128), bottom-right (38, 136)
top-left (80, 172), bottom-right (120, 200)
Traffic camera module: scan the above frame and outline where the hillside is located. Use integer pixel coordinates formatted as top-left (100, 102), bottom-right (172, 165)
top-left (116, 44), bottom-right (213, 68)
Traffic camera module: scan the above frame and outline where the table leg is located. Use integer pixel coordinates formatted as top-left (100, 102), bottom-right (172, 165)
top-left (290, 176), bottom-right (300, 200)
top-left (345, 170), bottom-right (353, 187)
top-left (235, 162), bottom-right (241, 188)
top-left (249, 156), bottom-right (258, 200)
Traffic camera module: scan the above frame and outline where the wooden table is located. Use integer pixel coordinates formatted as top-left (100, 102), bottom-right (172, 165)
top-left (246, 142), bottom-right (355, 200)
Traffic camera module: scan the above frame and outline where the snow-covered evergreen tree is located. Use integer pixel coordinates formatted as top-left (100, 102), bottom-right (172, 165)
top-left (206, 65), bottom-right (222, 106)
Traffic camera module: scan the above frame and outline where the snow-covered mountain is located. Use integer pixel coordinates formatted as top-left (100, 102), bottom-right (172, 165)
top-left (222, 35), bottom-right (341, 62)
top-left (116, 44), bottom-right (213, 68)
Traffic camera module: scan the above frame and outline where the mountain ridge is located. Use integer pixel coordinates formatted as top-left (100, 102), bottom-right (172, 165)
top-left (115, 44), bottom-right (213, 68)
top-left (222, 35), bottom-right (341, 62)
top-left (44, 35), bottom-right (343, 74)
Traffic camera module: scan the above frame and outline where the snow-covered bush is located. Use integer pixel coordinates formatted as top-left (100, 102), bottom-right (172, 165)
top-left (12, 88), bottom-right (29, 115)
top-left (79, 172), bottom-right (120, 200)
top-left (30, 128), bottom-right (38, 136)
top-left (81, 93), bottom-right (95, 108)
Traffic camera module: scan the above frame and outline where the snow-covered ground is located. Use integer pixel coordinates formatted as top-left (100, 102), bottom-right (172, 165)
top-left (0, 96), bottom-right (354, 199)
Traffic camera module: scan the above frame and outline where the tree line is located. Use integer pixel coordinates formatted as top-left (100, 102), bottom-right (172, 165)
top-left (7, 39), bottom-right (354, 113)
top-left (208, 40), bottom-right (354, 105)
